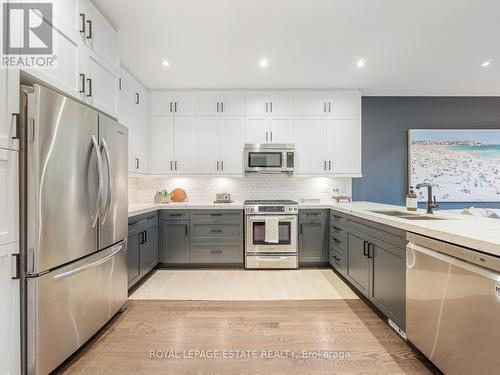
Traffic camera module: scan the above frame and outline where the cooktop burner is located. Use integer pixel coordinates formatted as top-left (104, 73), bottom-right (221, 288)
top-left (244, 200), bottom-right (298, 205)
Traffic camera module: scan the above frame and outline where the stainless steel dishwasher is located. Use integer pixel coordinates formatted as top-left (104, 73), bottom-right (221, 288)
top-left (406, 233), bottom-right (500, 375)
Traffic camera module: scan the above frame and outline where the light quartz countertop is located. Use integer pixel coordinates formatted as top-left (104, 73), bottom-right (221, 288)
top-left (128, 200), bottom-right (500, 257)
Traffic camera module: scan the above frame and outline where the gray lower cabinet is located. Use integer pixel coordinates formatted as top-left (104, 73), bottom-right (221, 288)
top-left (160, 221), bottom-right (190, 264)
top-left (330, 210), bottom-right (347, 275)
top-left (342, 212), bottom-right (407, 331)
top-left (128, 212), bottom-right (159, 289)
top-left (299, 209), bottom-right (329, 264)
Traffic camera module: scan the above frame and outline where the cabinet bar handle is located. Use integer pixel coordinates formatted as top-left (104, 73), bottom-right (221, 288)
top-left (118, 78), bottom-right (122, 91)
top-left (135, 93), bottom-right (140, 104)
top-left (135, 158), bottom-right (140, 169)
top-left (217, 161), bottom-right (219, 171)
top-left (174, 160), bottom-right (178, 170)
top-left (323, 102), bottom-right (326, 112)
top-left (221, 102), bottom-right (224, 112)
top-left (170, 161), bottom-right (173, 171)
top-left (211, 250), bottom-right (222, 254)
top-left (79, 74), bottom-right (85, 93)
top-left (211, 229), bottom-right (222, 233)
top-left (270, 131), bottom-right (273, 142)
top-left (363, 241), bottom-right (368, 257)
top-left (368, 243), bottom-right (374, 258)
top-left (185, 225), bottom-right (188, 236)
top-left (11, 113), bottom-right (20, 140)
top-left (169, 213), bottom-right (183, 217)
top-left (333, 255), bottom-right (340, 262)
top-left (86, 78), bottom-right (92, 97)
top-left (270, 102), bottom-right (273, 113)
top-left (210, 213), bottom-right (222, 216)
top-left (217, 102), bottom-right (219, 113)
top-left (170, 102), bottom-right (173, 112)
top-left (265, 102), bottom-right (268, 113)
top-left (86, 19), bottom-right (92, 39)
top-left (79, 13), bottom-right (86, 33)
top-left (300, 224), bottom-right (303, 234)
top-left (221, 161), bottom-right (224, 171)
top-left (144, 230), bottom-right (147, 243)
top-left (266, 131), bottom-right (268, 142)
top-left (329, 160), bottom-right (332, 170)
top-left (324, 161), bottom-right (327, 170)
top-left (174, 102), bottom-right (178, 112)
top-left (329, 101), bottom-right (332, 112)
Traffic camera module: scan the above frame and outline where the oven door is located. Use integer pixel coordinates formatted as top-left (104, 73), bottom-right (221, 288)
top-left (245, 150), bottom-right (285, 172)
top-left (246, 215), bottom-right (297, 253)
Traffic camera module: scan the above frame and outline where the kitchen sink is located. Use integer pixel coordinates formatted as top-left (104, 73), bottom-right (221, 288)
top-left (368, 210), bottom-right (449, 221)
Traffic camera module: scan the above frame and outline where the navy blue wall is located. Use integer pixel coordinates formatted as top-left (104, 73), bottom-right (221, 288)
top-left (352, 97), bottom-right (500, 209)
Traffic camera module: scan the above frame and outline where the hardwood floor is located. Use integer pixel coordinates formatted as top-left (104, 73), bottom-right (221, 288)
top-left (58, 300), bottom-right (438, 375)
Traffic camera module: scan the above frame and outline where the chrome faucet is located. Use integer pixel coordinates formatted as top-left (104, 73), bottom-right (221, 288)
top-left (416, 183), bottom-right (439, 214)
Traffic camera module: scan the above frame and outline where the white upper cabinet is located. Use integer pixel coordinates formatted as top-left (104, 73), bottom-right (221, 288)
top-left (120, 66), bottom-right (147, 113)
top-left (0, 67), bottom-right (19, 151)
top-left (244, 117), bottom-right (268, 143)
top-left (173, 91), bottom-right (197, 115)
top-left (327, 91), bottom-right (361, 117)
top-left (173, 116), bottom-right (197, 173)
top-left (78, 0), bottom-right (119, 69)
top-left (219, 117), bottom-right (244, 174)
top-left (196, 116), bottom-right (220, 173)
top-left (197, 91), bottom-right (221, 115)
top-left (150, 91), bottom-right (174, 115)
top-left (85, 52), bottom-right (119, 118)
top-left (268, 117), bottom-right (293, 143)
top-left (245, 91), bottom-right (292, 115)
top-left (293, 91), bottom-right (331, 115)
top-left (0, 149), bottom-right (19, 247)
top-left (294, 117), bottom-right (327, 174)
top-left (197, 91), bottom-right (245, 115)
top-left (149, 116), bottom-right (175, 174)
top-left (325, 118), bottom-right (361, 175)
top-left (294, 90), bottom-right (361, 116)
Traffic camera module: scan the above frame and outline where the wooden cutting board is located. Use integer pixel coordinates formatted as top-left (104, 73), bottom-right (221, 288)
top-left (170, 188), bottom-right (187, 202)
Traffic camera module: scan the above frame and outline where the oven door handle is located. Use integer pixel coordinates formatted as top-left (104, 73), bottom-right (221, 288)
top-left (255, 256), bottom-right (290, 261)
top-left (247, 215), bottom-right (297, 221)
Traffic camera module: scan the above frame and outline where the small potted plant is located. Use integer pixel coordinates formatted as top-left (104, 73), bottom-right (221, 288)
top-left (155, 190), bottom-right (170, 204)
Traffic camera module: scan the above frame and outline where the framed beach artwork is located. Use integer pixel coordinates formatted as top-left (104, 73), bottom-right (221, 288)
top-left (408, 129), bottom-right (500, 202)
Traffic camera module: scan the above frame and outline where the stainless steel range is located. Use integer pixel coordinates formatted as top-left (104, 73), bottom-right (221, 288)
top-left (244, 200), bottom-right (299, 269)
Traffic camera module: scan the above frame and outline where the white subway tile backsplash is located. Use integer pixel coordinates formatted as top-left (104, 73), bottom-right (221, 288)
top-left (129, 174), bottom-right (352, 203)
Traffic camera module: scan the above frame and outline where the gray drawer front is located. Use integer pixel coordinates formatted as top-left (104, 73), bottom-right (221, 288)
top-left (190, 243), bottom-right (243, 264)
top-left (330, 224), bottom-right (346, 239)
top-left (332, 245), bottom-right (345, 259)
top-left (190, 210), bottom-right (243, 223)
top-left (160, 210), bottom-right (189, 221)
top-left (299, 209), bottom-right (328, 221)
top-left (347, 216), bottom-right (406, 249)
top-left (128, 212), bottom-right (157, 236)
top-left (330, 210), bottom-right (347, 226)
top-left (330, 248), bottom-right (345, 272)
top-left (191, 223), bottom-right (243, 242)
top-left (330, 233), bottom-right (346, 251)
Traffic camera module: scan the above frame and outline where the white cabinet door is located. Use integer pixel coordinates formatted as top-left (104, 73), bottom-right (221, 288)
top-left (267, 91), bottom-right (293, 115)
top-left (128, 108), bottom-right (148, 174)
top-left (293, 91), bottom-right (328, 116)
top-left (244, 117), bottom-right (268, 143)
top-left (327, 91), bottom-right (361, 117)
top-left (173, 116), bottom-right (197, 173)
top-left (0, 68), bottom-right (19, 151)
top-left (220, 92), bottom-right (244, 115)
top-left (150, 91), bottom-right (174, 115)
top-left (220, 117), bottom-right (244, 174)
top-left (197, 91), bottom-right (220, 115)
top-left (196, 116), bottom-right (219, 173)
top-left (120, 66), bottom-right (147, 113)
top-left (0, 242), bottom-right (20, 375)
top-left (294, 117), bottom-right (326, 174)
top-left (149, 116), bottom-right (174, 174)
top-left (269, 117), bottom-right (293, 143)
top-left (173, 91), bottom-right (197, 115)
top-left (326, 118), bottom-right (362, 175)
top-left (87, 53), bottom-right (119, 118)
top-left (81, 0), bottom-right (119, 69)
top-left (244, 92), bottom-right (268, 115)
top-left (0, 149), bottom-right (18, 246)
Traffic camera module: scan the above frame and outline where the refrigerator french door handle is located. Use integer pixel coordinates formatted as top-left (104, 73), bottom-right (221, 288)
top-left (100, 138), bottom-right (113, 224)
top-left (91, 135), bottom-right (103, 228)
top-left (52, 243), bottom-right (124, 281)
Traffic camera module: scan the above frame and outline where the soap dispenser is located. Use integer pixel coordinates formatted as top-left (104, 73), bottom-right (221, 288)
top-left (406, 187), bottom-right (417, 211)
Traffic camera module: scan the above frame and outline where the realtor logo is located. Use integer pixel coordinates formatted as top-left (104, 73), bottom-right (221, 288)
top-left (3, 2), bottom-right (53, 54)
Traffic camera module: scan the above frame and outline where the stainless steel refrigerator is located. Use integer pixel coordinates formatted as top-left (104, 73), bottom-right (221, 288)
top-left (19, 84), bottom-right (128, 375)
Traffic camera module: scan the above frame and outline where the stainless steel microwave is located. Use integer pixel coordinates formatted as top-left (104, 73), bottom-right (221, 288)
top-left (244, 144), bottom-right (295, 173)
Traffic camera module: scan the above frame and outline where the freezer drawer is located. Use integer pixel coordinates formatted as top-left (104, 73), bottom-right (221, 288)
top-left (27, 242), bottom-right (127, 375)
top-left (406, 242), bottom-right (500, 375)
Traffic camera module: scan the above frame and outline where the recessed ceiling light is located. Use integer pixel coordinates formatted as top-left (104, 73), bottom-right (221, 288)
top-left (259, 58), bottom-right (269, 68)
top-left (356, 58), bottom-right (366, 68)
top-left (162, 60), bottom-right (169, 67)
top-left (480, 60), bottom-right (492, 68)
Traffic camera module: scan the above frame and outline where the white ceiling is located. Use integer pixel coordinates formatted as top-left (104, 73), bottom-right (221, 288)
top-left (93, 0), bottom-right (500, 95)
